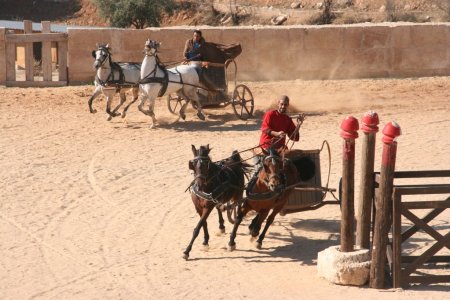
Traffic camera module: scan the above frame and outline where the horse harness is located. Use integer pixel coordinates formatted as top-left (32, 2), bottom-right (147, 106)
top-left (245, 156), bottom-right (289, 201)
top-left (138, 52), bottom-right (171, 97)
top-left (189, 156), bottom-right (243, 204)
top-left (95, 47), bottom-right (139, 90)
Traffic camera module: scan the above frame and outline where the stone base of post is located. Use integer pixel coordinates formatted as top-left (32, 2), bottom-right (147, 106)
top-left (317, 245), bottom-right (370, 286)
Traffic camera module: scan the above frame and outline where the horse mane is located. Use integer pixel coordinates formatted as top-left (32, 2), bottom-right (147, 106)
top-left (220, 150), bottom-right (252, 177)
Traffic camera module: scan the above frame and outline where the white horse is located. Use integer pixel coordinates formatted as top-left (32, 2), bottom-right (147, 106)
top-left (88, 44), bottom-right (141, 121)
top-left (131, 39), bottom-right (206, 128)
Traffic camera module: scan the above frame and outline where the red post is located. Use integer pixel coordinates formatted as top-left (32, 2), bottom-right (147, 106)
top-left (357, 111), bottom-right (379, 250)
top-left (340, 116), bottom-right (359, 252)
top-left (369, 121), bottom-right (401, 289)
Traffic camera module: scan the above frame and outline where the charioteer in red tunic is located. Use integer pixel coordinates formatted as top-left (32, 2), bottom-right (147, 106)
top-left (258, 95), bottom-right (305, 152)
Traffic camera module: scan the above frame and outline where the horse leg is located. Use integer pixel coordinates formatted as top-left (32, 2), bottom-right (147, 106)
top-left (194, 99), bottom-right (205, 121)
top-left (147, 96), bottom-right (157, 128)
top-left (106, 93), bottom-right (122, 121)
top-left (248, 213), bottom-right (262, 236)
top-left (137, 93), bottom-right (151, 116)
top-left (255, 208), bottom-right (281, 250)
top-left (228, 205), bottom-right (251, 251)
top-left (201, 219), bottom-right (210, 249)
top-left (250, 210), bottom-right (269, 241)
top-left (178, 100), bottom-right (189, 121)
top-left (105, 93), bottom-right (117, 121)
top-left (216, 207), bottom-right (226, 235)
top-left (183, 207), bottom-right (213, 260)
top-left (178, 90), bottom-right (191, 121)
top-left (88, 86), bottom-right (102, 114)
top-left (108, 90), bottom-right (126, 120)
top-left (122, 87), bottom-right (139, 118)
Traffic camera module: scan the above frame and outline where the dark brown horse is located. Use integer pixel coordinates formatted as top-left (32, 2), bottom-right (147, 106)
top-left (228, 147), bottom-right (315, 250)
top-left (184, 144), bottom-right (250, 260)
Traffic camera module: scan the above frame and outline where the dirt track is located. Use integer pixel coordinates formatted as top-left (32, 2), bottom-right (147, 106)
top-left (0, 77), bottom-right (449, 299)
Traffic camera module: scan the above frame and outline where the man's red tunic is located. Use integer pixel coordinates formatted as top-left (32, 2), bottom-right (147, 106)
top-left (259, 110), bottom-right (299, 150)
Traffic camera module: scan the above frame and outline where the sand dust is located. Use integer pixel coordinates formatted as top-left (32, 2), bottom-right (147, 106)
top-left (0, 77), bottom-right (449, 299)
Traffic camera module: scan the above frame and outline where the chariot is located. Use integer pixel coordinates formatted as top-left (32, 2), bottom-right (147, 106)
top-left (167, 42), bottom-right (255, 120)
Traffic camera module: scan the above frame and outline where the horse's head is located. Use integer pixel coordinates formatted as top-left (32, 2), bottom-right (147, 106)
top-left (189, 144), bottom-right (212, 189)
top-left (144, 39), bottom-right (161, 56)
top-left (259, 147), bottom-right (284, 192)
top-left (92, 43), bottom-right (111, 69)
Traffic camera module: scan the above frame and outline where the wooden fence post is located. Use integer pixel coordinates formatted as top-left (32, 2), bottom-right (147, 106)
top-left (369, 121), bottom-right (401, 288)
top-left (0, 28), bottom-right (6, 85)
top-left (41, 21), bottom-right (52, 81)
top-left (340, 116), bottom-right (359, 252)
top-left (357, 111), bottom-right (379, 249)
top-left (24, 20), bottom-right (33, 81)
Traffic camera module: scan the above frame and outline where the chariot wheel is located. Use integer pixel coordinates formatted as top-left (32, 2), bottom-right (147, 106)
top-left (167, 93), bottom-right (187, 115)
top-left (232, 84), bottom-right (254, 120)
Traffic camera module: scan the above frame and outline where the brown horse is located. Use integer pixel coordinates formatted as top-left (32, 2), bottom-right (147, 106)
top-left (228, 147), bottom-right (314, 250)
top-left (184, 144), bottom-right (250, 260)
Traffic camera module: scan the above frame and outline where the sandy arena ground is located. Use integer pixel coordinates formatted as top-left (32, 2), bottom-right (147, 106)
top-left (0, 77), bottom-right (449, 299)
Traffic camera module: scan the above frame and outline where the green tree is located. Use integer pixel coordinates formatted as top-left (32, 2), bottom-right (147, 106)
top-left (94, 0), bottom-right (176, 29)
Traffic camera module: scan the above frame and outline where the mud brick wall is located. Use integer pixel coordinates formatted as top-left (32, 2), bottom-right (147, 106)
top-left (63, 23), bottom-right (450, 84)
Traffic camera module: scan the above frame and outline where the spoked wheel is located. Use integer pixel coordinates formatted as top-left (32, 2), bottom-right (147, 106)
top-left (167, 93), bottom-right (188, 115)
top-left (232, 84), bottom-right (254, 120)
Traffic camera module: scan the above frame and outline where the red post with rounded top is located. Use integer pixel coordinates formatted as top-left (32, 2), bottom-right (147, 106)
top-left (357, 111), bottom-right (379, 250)
top-left (370, 121), bottom-right (401, 289)
top-left (340, 116), bottom-right (359, 252)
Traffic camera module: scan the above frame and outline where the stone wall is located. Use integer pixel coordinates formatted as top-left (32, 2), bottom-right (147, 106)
top-left (68, 23), bottom-right (450, 84)
top-left (2, 23), bottom-right (450, 85)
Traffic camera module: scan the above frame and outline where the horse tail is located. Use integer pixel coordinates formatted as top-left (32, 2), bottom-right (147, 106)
top-left (229, 150), bottom-right (252, 176)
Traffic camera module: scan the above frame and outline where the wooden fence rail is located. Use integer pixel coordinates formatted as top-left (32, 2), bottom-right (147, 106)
top-left (4, 20), bottom-right (68, 87)
top-left (384, 170), bottom-right (450, 288)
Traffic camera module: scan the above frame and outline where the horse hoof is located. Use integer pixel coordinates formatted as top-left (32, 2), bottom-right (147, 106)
top-left (202, 244), bottom-right (209, 251)
top-left (180, 113), bottom-right (186, 121)
top-left (255, 241), bottom-right (262, 250)
top-left (183, 253), bottom-right (189, 260)
top-left (121, 113), bottom-right (127, 118)
top-left (228, 244), bottom-right (236, 251)
top-left (215, 228), bottom-right (226, 236)
top-left (107, 115), bottom-right (112, 121)
top-left (197, 112), bottom-right (205, 121)
top-left (90, 109), bottom-right (97, 114)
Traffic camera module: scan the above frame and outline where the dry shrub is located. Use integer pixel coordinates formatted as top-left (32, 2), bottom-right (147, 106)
top-left (305, 0), bottom-right (336, 25)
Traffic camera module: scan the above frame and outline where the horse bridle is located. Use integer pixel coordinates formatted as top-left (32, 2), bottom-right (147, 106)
top-left (94, 47), bottom-right (110, 69)
top-left (261, 154), bottom-right (284, 189)
top-left (190, 155), bottom-right (211, 182)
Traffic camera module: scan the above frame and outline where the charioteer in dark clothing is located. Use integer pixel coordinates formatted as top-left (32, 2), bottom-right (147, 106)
top-left (183, 30), bottom-right (205, 62)
top-left (182, 30), bottom-right (217, 92)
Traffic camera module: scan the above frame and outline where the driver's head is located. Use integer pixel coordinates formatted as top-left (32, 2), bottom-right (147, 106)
top-left (193, 30), bottom-right (202, 42)
top-left (277, 95), bottom-right (290, 114)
